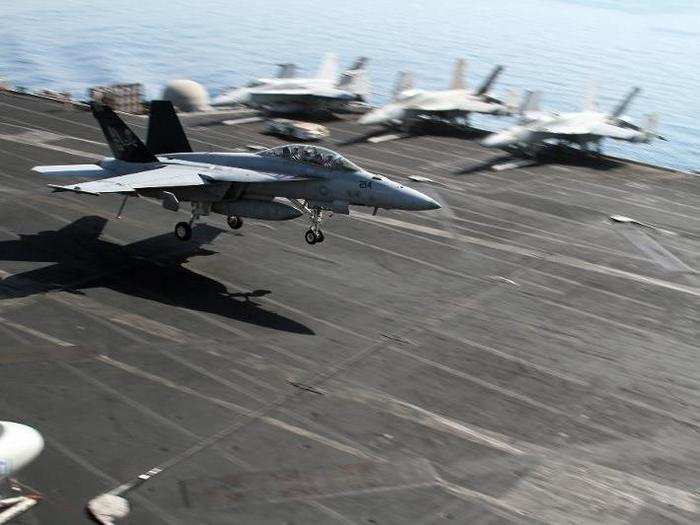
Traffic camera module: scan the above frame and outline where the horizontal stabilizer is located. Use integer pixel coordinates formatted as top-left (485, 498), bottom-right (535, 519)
top-left (47, 184), bottom-right (101, 195)
top-left (32, 164), bottom-right (105, 178)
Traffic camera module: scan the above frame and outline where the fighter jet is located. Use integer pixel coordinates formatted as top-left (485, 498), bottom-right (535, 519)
top-left (32, 102), bottom-right (439, 245)
top-left (213, 53), bottom-right (369, 114)
top-left (482, 87), bottom-right (664, 155)
top-left (358, 59), bottom-right (511, 131)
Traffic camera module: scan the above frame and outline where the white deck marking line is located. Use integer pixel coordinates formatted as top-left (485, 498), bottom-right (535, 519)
top-left (385, 345), bottom-right (627, 440)
top-left (438, 479), bottom-right (530, 521)
top-left (45, 436), bottom-right (181, 524)
top-left (97, 354), bottom-right (385, 463)
top-left (354, 212), bottom-right (700, 298)
top-left (0, 133), bottom-right (103, 160)
top-left (335, 384), bottom-right (524, 455)
top-left (58, 361), bottom-right (252, 469)
top-left (616, 227), bottom-right (695, 273)
top-left (168, 349), bottom-right (378, 460)
top-left (162, 349), bottom-right (278, 399)
top-left (0, 315), bottom-right (75, 347)
top-left (0, 119), bottom-right (108, 146)
top-left (532, 173), bottom-right (700, 218)
top-left (306, 501), bottom-right (360, 525)
top-left (0, 321), bottom-right (33, 346)
top-left (440, 332), bottom-right (589, 386)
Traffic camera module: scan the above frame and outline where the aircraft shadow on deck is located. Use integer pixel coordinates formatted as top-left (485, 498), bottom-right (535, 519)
top-left (340, 123), bottom-right (490, 146)
top-left (453, 144), bottom-right (626, 175)
top-left (0, 216), bottom-right (314, 335)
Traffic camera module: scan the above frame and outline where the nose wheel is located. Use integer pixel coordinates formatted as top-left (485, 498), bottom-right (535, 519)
top-left (305, 229), bottom-right (324, 244)
top-left (227, 216), bottom-right (243, 230)
top-left (175, 221), bottom-right (192, 241)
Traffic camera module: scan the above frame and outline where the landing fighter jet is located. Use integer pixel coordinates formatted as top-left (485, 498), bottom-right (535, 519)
top-left (358, 59), bottom-right (511, 131)
top-left (213, 53), bottom-right (369, 114)
top-left (482, 87), bottom-right (664, 155)
top-left (32, 102), bottom-right (439, 245)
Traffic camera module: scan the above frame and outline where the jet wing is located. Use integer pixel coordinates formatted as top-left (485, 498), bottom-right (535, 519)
top-left (44, 164), bottom-right (308, 195)
top-left (407, 97), bottom-right (502, 114)
top-left (587, 122), bottom-right (642, 141)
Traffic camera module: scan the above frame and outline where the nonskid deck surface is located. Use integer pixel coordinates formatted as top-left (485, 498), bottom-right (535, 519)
top-left (0, 92), bottom-right (698, 524)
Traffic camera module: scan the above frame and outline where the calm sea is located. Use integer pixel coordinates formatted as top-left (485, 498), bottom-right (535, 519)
top-left (1, 0), bottom-right (698, 170)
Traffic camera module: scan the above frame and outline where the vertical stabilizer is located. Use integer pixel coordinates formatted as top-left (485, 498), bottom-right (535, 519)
top-left (276, 63), bottom-right (298, 78)
top-left (316, 53), bottom-right (339, 80)
top-left (91, 102), bottom-right (157, 163)
top-left (449, 58), bottom-right (467, 90)
top-left (610, 87), bottom-right (641, 118)
top-left (147, 100), bottom-right (192, 154)
top-left (583, 80), bottom-right (598, 111)
top-left (392, 71), bottom-right (414, 100)
top-left (336, 57), bottom-right (370, 100)
top-left (475, 65), bottom-right (504, 96)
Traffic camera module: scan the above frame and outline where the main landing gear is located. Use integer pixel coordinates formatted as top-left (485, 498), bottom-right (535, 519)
top-left (174, 202), bottom-right (210, 241)
top-left (304, 207), bottom-right (325, 245)
top-left (227, 216), bottom-right (243, 230)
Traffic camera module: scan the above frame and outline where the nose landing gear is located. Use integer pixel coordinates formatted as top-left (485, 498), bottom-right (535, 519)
top-left (227, 216), bottom-right (243, 230)
top-left (304, 207), bottom-right (325, 245)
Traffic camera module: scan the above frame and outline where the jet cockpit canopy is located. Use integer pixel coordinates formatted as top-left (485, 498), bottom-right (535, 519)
top-left (259, 144), bottom-right (361, 172)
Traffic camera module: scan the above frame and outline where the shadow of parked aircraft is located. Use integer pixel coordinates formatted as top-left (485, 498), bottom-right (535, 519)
top-left (0, 216), bottom-right (314, 335)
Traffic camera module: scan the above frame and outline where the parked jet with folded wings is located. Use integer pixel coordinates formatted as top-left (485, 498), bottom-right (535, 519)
top-left (482, 87), bottom-right (665, 155)
top-left (213, 53), bottom-right (369, 114)
top-left (358, 59), bottom-right (512, 130)
top-left (32, 102), bottom-right (439, 245)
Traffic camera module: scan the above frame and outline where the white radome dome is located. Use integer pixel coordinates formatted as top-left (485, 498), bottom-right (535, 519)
top-left (161, 79), bottom-right (211, 112)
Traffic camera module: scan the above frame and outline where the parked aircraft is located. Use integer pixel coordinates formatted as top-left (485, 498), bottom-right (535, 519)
top-left (213, 54), bottom-right (369, 114)
top-left (32, 102), bottom-right (439, 245)
top-left (482, 87), bottom-right (664, 155)
top-left (358, 59), bottom-right (511, 130)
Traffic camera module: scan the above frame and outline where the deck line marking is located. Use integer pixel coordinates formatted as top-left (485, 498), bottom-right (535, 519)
top-left (0, 316), bottom-right (75, 347)
top-left (59, 361), bottom-right (252, 469)
top-left (385, 345), bottom-right (627, 440)
top-left (97, 354), bottom-right (385, 463)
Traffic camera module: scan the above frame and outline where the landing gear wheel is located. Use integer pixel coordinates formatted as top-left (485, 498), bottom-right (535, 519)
top-left (227, 216), bottom-right (243, 230)
top-left (314, 230), bottom-right (325, 243)
top-left (175, 221), bottom-right (192, 241)
top-left (305, 229), bottom-right (317, 245)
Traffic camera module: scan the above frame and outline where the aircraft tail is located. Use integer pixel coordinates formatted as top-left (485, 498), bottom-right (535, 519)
top-left (146, 100), bottom-right (192, 154)
top-left (583, 80), bottom-right (598, 111)
top-left (276, 63), bottom-right (297, 78)
top-left (610, 87), bottom-right (640, 118)
top-left (475, 65), bottom-right (504, 96)
top-left (449, 58), bottom-right (467, 90)
top-left (316, 53), bottom-right (339, 80)
top-left (336, 57), bottom-right (370, 100)
top-left (642, 113), bottom-right (665, 141)
top-left (91, 102), bottom-right (157, 163)
top-left (392, 70), bottom-right (414, 100)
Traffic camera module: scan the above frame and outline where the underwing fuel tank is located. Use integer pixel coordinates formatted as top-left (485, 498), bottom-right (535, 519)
top-left (212, 199), bottom-right (302, 221)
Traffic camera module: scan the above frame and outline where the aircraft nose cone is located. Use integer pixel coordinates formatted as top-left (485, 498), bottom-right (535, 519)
top-left (402, 186), bottom-right (441, 211)
top-left (0, 421), bottom-right (44, 475)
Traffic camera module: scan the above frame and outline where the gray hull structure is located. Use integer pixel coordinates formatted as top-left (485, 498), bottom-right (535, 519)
top-left (0, 91), bottom-right (698, 524)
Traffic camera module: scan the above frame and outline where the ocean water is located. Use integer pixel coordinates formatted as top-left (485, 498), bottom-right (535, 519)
top-left (1, 0), bottom-right (698, 170)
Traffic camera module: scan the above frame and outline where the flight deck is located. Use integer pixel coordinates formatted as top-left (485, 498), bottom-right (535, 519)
top-left (0, 91), bottom-right (698, 524)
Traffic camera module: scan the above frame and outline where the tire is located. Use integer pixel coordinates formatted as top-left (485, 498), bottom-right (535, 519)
top-left (305, 229), bottom-right (317, 245)
top-left (175, 221), bottom-right (192, 241)
top-left (227, 216), bottom-right (243, 230)
top-left (315, 230), bottom-right (325, 243)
